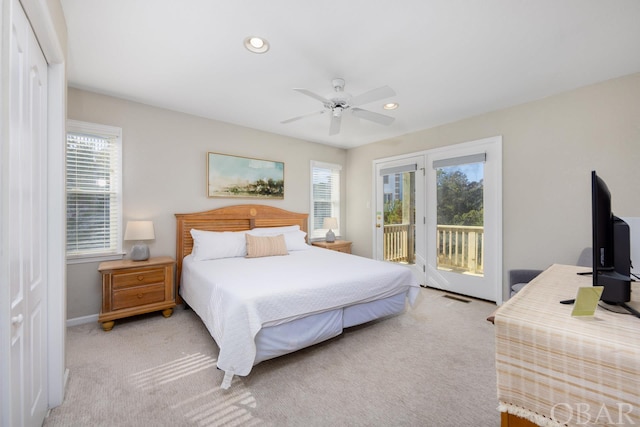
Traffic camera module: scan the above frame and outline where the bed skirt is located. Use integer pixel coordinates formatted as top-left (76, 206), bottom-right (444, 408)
top-left (253, 292), bottom-right (407, 365)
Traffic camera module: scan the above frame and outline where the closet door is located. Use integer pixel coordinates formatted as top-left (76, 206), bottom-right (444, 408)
top-left (7, 0), bottom-right (49, 425)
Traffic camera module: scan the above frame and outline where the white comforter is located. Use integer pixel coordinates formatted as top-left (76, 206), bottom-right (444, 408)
top-left (180, 246), bottom-right (420, 383)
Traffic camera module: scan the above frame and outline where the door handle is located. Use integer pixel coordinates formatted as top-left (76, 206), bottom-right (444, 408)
top-left (376, 224), bottom-right (381, 228)
top-left (11, 314), bottom-right (24, 325)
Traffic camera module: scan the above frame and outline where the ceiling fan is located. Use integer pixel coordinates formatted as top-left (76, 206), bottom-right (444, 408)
top-left (281, 78), bottom-right (396, 136)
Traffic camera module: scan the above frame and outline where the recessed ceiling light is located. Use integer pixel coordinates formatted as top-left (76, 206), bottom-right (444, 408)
top-left (383, 102), bottom-right (399, 110)
top-left (244, 36), bottom-right (270, 54)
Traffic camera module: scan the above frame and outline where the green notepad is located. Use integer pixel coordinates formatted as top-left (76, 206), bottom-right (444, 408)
top-left (571, 286), bottom-right (604, 317)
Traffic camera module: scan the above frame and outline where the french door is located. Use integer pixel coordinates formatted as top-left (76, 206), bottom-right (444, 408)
top-left (374, 155), bottom-right (426, 283)
top-left (374, 137), bottom-right (502, 303)
top-left (426, 137), bottom-right (502, 302)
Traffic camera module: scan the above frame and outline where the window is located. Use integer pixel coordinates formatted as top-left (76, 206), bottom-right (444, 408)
top-left (66, 120), bottom-right (123, 262)
top-left (310, 160), bottom-right (341, 240)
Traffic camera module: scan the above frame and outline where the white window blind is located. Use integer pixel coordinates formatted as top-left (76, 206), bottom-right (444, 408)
top-left (432, 153), bottom-right (486, 169)
top-left (310, 160), bottom-right (342, 240)
top-left (66, 120), bottom-right (123, 260)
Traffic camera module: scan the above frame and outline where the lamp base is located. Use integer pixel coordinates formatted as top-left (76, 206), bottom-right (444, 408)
top-left (325, 229), bottom-right (336, 243)
top-left (130, 243), bottom-right (150, 261)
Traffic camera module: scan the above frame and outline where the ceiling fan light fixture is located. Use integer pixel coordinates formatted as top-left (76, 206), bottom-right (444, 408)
top-left (383, 102), bottom-right (399, 110)
top-left (282, 79), bottom-right (396, 135)
top-left (244, 36), bottom-right (270, 53)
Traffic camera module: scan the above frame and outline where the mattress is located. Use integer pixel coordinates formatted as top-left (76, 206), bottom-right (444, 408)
top-left (180, 246), bottom-right (420, 387)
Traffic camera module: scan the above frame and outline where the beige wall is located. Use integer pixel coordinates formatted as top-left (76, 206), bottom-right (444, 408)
top-left (346, 73), bottom-right (640, 300)
top-left (67, 88), bottom-right (347, 319)
top-left (67, 72), bottom-right (640, 317)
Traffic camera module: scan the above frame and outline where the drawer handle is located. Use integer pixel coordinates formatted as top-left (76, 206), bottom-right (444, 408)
top-left (137, 293), bottom-right (144, 299)
top-left (137, 275), bottom-right (144, 281)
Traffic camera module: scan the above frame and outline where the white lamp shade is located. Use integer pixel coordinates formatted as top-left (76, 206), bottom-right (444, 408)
top-left (322, 217), bottom-right (338, 230)
top-left (124, 221), bottom-right (155, 241)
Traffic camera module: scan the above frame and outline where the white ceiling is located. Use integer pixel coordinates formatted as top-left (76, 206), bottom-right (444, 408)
top-left (60, 0), bottom-right (640, 149)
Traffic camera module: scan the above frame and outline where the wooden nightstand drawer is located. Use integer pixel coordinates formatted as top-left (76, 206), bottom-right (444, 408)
top-left (98, 256), bottom-right (176, 331)
top-left (113, 268), bottom-right (164, 289)
top-left (113, 283), bottom-right (165, 310)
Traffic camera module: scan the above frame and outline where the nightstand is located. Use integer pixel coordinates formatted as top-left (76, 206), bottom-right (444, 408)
top-left (312, 240), bottom-right (352, 254)
top-left (98, 256), bottom-right (176, 331)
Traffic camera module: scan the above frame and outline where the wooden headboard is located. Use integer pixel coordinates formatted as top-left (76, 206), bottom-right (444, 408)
top-left (174, 204), bottom-right (309, 292)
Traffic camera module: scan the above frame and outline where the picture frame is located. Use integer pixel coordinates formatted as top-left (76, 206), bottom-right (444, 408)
top-left (207, 152), bottom-right (284, 199)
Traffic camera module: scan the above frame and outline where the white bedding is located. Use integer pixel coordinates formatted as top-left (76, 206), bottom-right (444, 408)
top-left (180, 246), bottom-right (420, 385)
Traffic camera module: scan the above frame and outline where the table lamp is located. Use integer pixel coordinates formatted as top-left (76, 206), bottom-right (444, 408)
top-left (124, 220), bottom-right (155, 261)
top-left (323, 217), bottom-right (338, 243)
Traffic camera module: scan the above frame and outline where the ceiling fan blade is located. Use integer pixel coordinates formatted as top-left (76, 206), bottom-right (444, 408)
top-left (281, 110), bottom-right (325, 124)
top-left (350, 85), bottom-right (396, 106)
top-left (329, 114), bottom-right (342, 135)
top-left (293, 88), bottom-right (333, 105)
top-left (351, 108), bottom-right (395, 126)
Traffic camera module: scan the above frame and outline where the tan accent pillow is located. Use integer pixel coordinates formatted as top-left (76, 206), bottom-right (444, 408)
top-left (245, 234), bottom-right (289, 258)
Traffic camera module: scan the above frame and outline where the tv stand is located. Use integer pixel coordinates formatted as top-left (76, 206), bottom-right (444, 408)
top-left (618, 302), bottom-right (640, 318)
top-left (495, 264), bottom-right (640, 426)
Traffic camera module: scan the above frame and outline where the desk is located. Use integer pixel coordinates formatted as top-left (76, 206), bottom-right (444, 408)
top-left (494, 264), bottom-right (640, 426)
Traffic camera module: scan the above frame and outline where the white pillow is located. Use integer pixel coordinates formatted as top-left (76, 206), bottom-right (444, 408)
top-left (282, 230), bottom-right (310, 251)
top-left (248, 225), bottom-right (301, 235)
top-left (190, 229), bottom-right (247, 261)
top-left (248, 226), bottom-right (310, 251)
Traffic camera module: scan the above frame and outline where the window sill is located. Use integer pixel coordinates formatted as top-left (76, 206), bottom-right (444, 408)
top-left (66, 253), bottom-right (125, 265)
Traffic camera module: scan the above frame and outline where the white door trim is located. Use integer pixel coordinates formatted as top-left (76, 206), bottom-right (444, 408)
top-left (46, 62), bottom-right (67, 407)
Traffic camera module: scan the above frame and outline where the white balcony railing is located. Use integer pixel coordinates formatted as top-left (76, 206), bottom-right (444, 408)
top-left (383, 223), bottom-right (415, 263)
top-left (436, 225), bottom-right (484, 275)
top-left (383, 223), bottom-right (484, 275)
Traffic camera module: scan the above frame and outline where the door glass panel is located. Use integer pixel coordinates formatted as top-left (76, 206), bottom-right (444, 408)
top-left (383, 170), bottom-right (415, 265)
top-left (436, 162), bottom-right (484, 276)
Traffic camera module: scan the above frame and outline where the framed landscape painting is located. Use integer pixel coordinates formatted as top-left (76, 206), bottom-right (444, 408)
top-left (207, 152), bottom-right (284, 199)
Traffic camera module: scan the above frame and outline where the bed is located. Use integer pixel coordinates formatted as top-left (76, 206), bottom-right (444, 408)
top-left (175, 205), bottom-right (420, 388)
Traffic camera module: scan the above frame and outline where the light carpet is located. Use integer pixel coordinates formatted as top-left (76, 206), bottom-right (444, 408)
top-left (44, 287), bottom-right (499, 426)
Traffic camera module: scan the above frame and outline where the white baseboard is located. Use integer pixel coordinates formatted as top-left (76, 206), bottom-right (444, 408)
top-left (66, 313), bottom-right (98, 327)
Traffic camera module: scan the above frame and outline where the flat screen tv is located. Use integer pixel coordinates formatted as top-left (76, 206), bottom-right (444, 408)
top-left (591, 171), bottom-right (638, 317)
